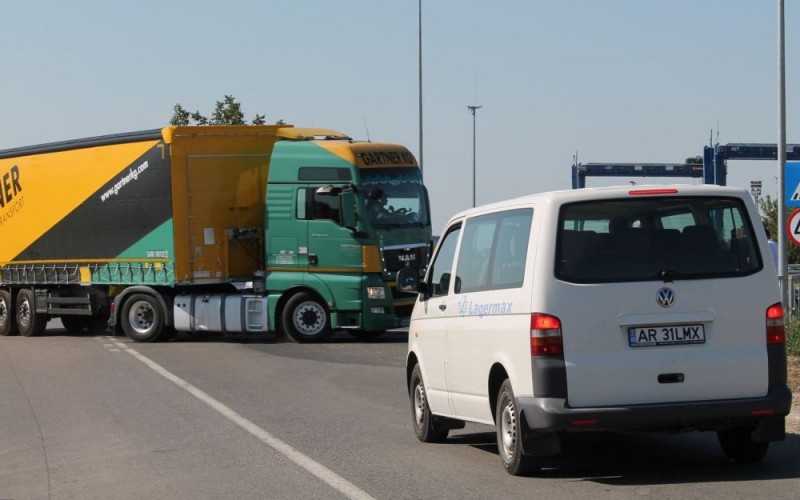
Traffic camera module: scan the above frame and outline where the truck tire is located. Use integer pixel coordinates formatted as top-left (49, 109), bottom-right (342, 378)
top-left (121, 294), bottom-right (164, 342)
top-left (61, 316), bottom-right (92, 335)
top-left (16, 289), bottom-right (47, 337)
top-left (0, 289), bottom-right (18, 336)
top-left (282, 292), bottom-right (332, 342)
top-left (348, 329), bottom-right (384, 341)
top-left (496, 379), bottom-right (542, 476)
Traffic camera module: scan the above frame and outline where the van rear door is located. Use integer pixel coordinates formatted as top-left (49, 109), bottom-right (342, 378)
top-left (551, 194), bottom-right (775, 408)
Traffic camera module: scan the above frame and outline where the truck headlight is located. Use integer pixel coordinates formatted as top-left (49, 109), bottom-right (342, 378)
top-left (367, 287), bottom-right (386, 300)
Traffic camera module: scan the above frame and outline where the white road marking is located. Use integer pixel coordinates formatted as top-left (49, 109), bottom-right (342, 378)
top-left (110, 340), bottom-right (375, 500)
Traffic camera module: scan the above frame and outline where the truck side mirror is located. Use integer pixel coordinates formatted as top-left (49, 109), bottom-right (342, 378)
top-left (340, 191), bottom-right (365, 234)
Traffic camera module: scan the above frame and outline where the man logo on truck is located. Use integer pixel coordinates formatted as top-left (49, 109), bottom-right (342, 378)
top-left (0, 165), bottom-right (22, 208)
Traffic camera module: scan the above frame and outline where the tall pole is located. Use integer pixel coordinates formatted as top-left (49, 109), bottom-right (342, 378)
top-left (418, 0), bottom-right (424, 177)
top-left (468, 105), bottom-right (482, 207)
top-left (778, 0), bottom-right (788, 308)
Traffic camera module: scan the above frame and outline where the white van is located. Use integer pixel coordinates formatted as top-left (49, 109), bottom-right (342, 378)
top-left (399, 185), bottom-right (791, 476)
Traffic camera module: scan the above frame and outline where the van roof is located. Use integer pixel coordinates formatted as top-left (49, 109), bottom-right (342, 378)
top-left (449, 184), bottom-right (750, 222)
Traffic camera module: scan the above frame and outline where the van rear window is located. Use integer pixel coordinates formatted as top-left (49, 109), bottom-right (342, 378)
top-left (556, 196), bottom-right (763, 283)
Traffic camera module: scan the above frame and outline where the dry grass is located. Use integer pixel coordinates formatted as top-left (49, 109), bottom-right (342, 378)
top-left (788, 355), bottom-right (799, 434)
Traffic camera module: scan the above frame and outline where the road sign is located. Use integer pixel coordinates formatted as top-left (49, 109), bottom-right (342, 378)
top-left (786, 208), bottom-right (800, 247)
top-left (786, 161), bottom-right (800, 206)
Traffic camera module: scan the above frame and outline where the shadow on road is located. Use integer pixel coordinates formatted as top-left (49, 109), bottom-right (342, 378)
top-left (450, 429), bottom-right (800, 483)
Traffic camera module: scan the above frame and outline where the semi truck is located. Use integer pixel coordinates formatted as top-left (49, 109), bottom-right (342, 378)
top-left (0, 125), bottom-right (431, 342)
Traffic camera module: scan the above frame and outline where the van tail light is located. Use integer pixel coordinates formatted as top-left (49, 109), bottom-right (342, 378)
top-left (766, 303), bottom-right (786, 345)
top-left (531, 313), bottom-right (563, 356)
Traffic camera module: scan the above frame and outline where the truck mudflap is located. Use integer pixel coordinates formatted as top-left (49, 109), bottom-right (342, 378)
top-left (518, 384), bottom-right (792, 436)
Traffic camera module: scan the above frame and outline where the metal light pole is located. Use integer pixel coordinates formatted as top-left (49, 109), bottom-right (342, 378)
top-left (418, 0), bottom-right (424, 177)
top-left (468, 105), bottom-right (482, 207)
top-left (778, 0), bottom-right (788, 307)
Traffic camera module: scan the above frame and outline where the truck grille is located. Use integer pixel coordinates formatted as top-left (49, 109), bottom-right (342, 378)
top-left (383, 246), bottom-right (424, 272)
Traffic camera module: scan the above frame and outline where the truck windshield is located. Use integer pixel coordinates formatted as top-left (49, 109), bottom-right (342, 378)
top-left (556, 196), bottom-right (763, 283)
top-left (358, 167), bottom-right (429, 227)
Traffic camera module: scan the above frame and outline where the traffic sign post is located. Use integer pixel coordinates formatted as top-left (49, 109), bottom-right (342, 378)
top-left (786, 207), bottom-right (800, 247)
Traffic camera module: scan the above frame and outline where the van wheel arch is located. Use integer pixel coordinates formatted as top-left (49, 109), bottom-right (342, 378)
top-left (406, 353), bottom-right (420, 391)
top-left (489, 363), bottom-right (510, 422)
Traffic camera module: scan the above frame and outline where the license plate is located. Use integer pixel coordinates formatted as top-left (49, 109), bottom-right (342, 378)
top-left (628, 324), bottom-right (705, 347)
top-left (400, 318), bottom-right (410, 327)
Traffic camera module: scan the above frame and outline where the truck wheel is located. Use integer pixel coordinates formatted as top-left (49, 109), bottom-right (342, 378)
top-left (61, 316), bottom-right (92, 335)
top-left (282, 292), bottom-right (332, 342)
top-left (121, 294), bottom-right (164, 342)
top-left (717, 427), bottom-right (769, 462)
top-left (16, 289), bottom-right (47, 337)
top-left (496, 379), bottom-right (542, 476)
top-left (410, 364), bottom-right (449, 443)
top-left (0, 289), bottom-right (18, 336)
top-left (348, 329), bottom-right (384, 341)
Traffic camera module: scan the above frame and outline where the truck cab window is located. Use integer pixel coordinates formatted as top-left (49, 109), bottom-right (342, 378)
top-left (297, 187), bottom-right (342, 222)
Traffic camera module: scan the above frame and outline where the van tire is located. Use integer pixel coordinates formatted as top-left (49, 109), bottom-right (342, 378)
top-left (121, 294), bottom-right (164, 342)
top-left (16, 289), bottom-right (47, 337)
top-left (410, 364), bottom-right (448, 443)
top-left (717, 428), bottom-right (769, 462)
top-left (0, 289), bottom-right (18, 336)
top-left (496, 379), bottom-right (542, 476)
top-left (282, 292), bottom-right (332, 342)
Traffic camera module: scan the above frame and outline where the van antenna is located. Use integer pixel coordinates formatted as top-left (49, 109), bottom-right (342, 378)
top-left (363, 118), bottom-right (371, 142)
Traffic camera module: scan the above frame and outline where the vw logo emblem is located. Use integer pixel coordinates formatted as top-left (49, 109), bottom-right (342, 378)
top-left (656, 288), bottom-right (675, 308)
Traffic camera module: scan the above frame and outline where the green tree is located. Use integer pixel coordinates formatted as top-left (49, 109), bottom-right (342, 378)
top-left (758, 194), bottom-right (800, 264)
top-left (169, 95), bottom-right (281, 126)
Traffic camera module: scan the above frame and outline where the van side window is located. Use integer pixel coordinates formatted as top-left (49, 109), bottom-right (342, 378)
top-left (428, 225), bottom-right (461, 297)
top-left (455, 208), bottom-right (533, 293)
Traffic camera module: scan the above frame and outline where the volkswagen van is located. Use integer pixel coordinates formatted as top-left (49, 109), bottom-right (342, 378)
top-left (400, 185), bottom-right (791, 475)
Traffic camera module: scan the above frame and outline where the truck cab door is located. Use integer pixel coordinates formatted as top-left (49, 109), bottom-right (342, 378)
top-left (306, 187), bottom-right (362, 273)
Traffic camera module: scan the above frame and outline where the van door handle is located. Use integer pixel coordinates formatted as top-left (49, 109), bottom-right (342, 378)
top-left (439, 304), bottom-right (447, 311)
top-left (309, 254), bottom-right (318, 265)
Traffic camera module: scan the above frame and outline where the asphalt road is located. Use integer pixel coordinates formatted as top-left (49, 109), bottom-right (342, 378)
top-left (1, 322), bottom-right (799, 500)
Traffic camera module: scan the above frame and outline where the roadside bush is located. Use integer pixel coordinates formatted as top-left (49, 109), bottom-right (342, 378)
top-left (786, 316), bottom-right (800, 356)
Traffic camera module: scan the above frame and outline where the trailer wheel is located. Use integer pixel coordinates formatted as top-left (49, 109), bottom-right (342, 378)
top-left (121, 294), bottom-right (164, 342)
top-left (282, 292), bottom-right (332, 342)
top-left (16, 289), bottom-right (47, 337)
top-left (0, 289), bottom-right (18, 336)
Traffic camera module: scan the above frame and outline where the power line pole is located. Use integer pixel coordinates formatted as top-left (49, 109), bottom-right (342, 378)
top-left (468, 105), bottom-right (482, 207)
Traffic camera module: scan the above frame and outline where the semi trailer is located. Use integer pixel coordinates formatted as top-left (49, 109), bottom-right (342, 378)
top-left (0, 125), bottom-right (431, 342)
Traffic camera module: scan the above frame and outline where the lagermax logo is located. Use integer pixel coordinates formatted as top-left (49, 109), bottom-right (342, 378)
top-left (656, 287), bottom-right (675, 308)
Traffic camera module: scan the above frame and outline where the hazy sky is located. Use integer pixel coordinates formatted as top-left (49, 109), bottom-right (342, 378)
top-left (2, 1), bottom-right (798, 233)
